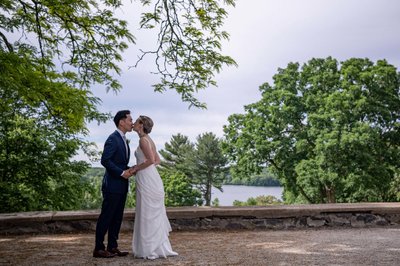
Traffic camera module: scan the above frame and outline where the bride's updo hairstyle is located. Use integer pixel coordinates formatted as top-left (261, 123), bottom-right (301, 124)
top-left (138, 115), bottom-right (154, 134)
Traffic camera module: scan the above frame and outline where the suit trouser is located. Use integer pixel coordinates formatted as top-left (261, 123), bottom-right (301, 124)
top-left (95, 192), bottom-right (127, 250)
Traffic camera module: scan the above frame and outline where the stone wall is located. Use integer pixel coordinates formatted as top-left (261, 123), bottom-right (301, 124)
top-left (1, 203), bottom-right (400, 234)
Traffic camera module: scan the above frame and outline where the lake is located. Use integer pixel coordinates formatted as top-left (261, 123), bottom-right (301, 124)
top-left (211, 185), bottom-right (283, 206)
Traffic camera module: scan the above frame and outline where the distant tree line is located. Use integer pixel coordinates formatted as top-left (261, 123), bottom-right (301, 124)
top-left (224, 168), bottom-right (281, 187)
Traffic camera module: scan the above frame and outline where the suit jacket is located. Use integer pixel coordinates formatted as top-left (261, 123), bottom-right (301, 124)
top-left (100, 130), bottom-right (130, 194)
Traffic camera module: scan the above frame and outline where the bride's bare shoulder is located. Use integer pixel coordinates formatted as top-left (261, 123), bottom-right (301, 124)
top-left (139, 136), bottom-right (154, 147)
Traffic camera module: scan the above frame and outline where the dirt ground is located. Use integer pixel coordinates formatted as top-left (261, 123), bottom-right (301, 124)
top-left (0, 227), bottom-right (399, 266)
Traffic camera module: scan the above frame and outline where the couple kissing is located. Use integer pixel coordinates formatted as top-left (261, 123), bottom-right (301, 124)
top-left (93, 110), bottom-right (178, 260)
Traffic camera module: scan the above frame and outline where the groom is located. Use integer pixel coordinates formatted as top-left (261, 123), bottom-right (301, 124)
top-left (93, 110), bottom-right (133, 258)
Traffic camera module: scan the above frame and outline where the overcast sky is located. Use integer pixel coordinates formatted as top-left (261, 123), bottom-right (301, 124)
top-left (82, 0), bottom-right (400, 166)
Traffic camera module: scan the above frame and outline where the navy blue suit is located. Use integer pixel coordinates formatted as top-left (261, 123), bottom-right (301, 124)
top-left (95, 130), bottom-right (130, 251)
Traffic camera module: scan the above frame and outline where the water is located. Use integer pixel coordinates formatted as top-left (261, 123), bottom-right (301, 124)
top-left (211, 185), bottom-right (283, 206)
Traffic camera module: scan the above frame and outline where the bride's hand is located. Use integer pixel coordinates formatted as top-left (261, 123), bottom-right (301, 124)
top-left (132, 165), bottom-right (139, 174)
top-left (126, 167), bottom-right (134, 177)
top-left (128, 165), bottom-right (138, 175)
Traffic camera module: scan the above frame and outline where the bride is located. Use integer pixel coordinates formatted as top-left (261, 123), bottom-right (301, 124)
top-left (130, 115), bottom-right (178, 260)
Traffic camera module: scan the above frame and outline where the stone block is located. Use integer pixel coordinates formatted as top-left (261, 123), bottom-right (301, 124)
top-left (307, 217), bottom-right (326, 227)
top-left (296, 217), bottom-right (308, 227)
top-left (225, 222), bottom-right (247, 230)
top-left (327, 213), bottom-right (352, 226)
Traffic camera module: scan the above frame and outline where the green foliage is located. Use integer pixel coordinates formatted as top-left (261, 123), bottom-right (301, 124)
top-left (126, 181), bottom-right (137, 208)
top-left (80, 167), bottom-right (103, 209)
top-left (158, 134), bottom-right (202, 206)
top-left (233, 195), bottom-right (282, 206)
top-left (388, 173), bottom-right (400, 201)
top-left (0, 51), bottom-right (100, 212)
top-left (189, 132), bottom-right (228, 206)
top-left (1, 0), bottom-right (134, 91)
top-left (212, 197), bottom-right (220, 207)
top-left (160, 170), bottom-right (202, 207)
top-left (159, 134), bottom-right (194, 177)
top-left (223, 57), bottom-right (400, 204)
top-left (160, 132), bottom-right (229, 206)
top-left (137, 0), bottom-right (237, 108)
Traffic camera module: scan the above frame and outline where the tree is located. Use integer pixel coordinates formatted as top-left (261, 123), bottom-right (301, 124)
top-left (160, 170), bottom-right (203, 206)
top-left (135, 0), bottom-right (238, 108)
top-left (223, 57), bottom-right (400, 204)
top-left (190, 132), bottom-right (228, 206)
top-left (1, 0), bottom-right (135, 92)
top-left (158, 134), bottom-right (202, 206)
top-left (159, 133), bottom-right (194, 176)
top-left (159, 132), bottom-right (228, 206)
top-left (0, 53), bottom-right (96, 212)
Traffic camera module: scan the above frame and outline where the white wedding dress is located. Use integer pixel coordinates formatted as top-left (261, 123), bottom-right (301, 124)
top-left (132, 146), bottom-right (178, 260)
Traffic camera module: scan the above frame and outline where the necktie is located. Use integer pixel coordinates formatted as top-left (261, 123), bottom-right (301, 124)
top-left (122, 135), bottom-right (130, 192)
top-left (122, 135), bottom-right (128, 159)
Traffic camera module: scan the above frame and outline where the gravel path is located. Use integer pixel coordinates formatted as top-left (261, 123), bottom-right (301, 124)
top-left (1, 227), bottom-right (399, 265)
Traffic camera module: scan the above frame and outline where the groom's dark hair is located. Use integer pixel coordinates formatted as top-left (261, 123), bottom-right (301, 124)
top-left (113, 110), bottom-right (131, 127)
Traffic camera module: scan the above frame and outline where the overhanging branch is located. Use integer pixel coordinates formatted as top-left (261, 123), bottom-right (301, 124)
top-left (0, 31), bottom-right (13, 52)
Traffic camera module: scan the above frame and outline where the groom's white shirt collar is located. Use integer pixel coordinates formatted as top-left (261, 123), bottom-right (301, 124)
top-left (116, 129), bottom-right (125, 138)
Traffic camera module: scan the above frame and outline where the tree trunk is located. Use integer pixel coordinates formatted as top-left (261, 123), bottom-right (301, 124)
top-left (205, 180), bottom-right (212, 206)
top-left (325, 185), bottom-right (336, 203)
